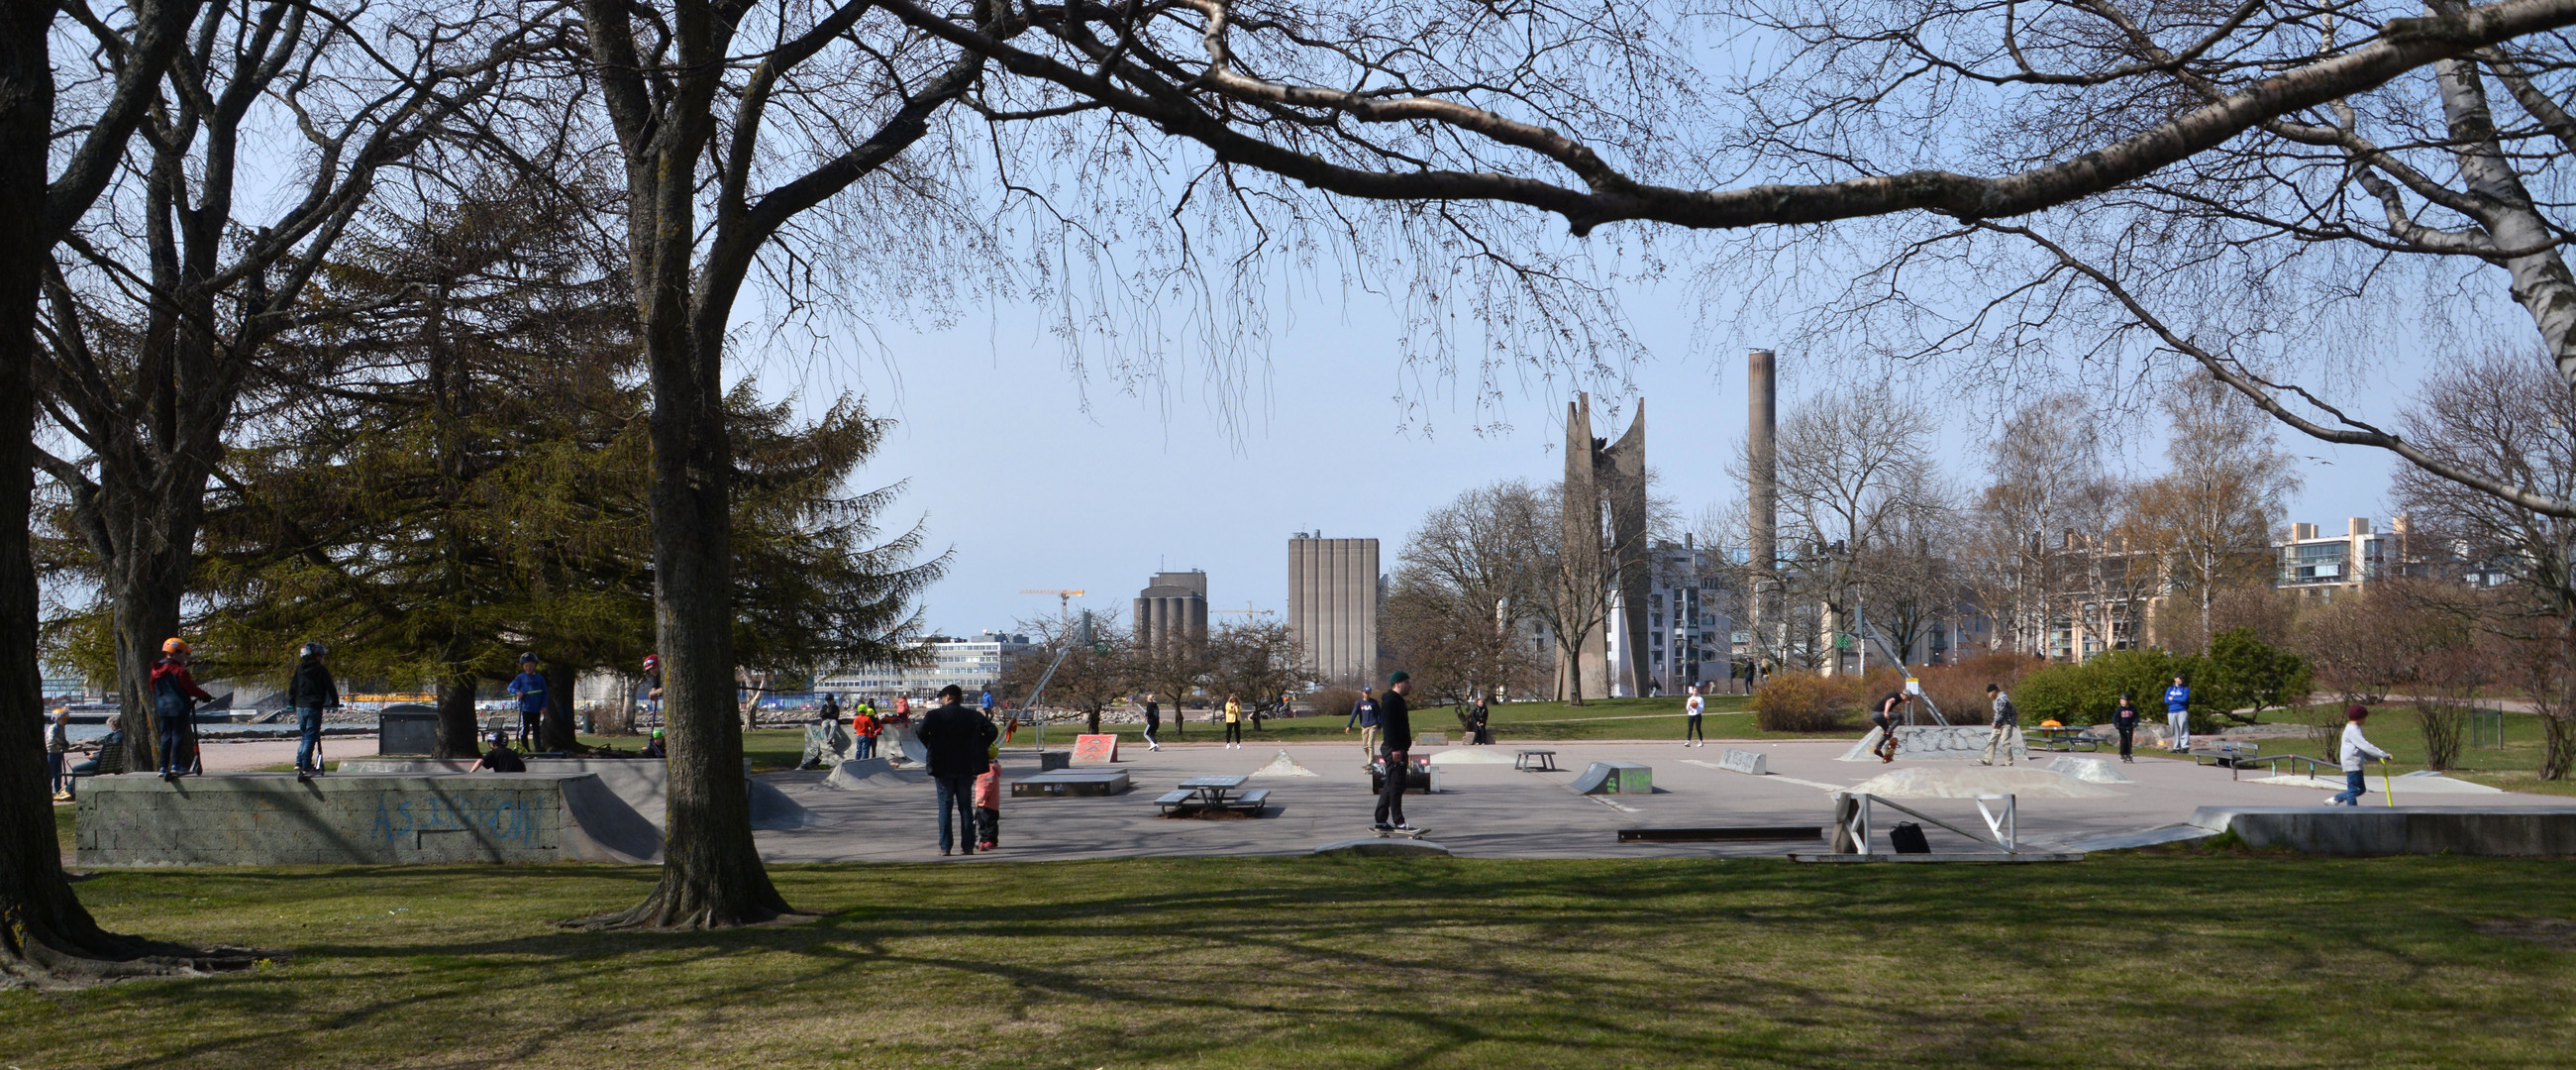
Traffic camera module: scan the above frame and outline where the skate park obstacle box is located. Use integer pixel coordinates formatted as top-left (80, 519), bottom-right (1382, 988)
top-left (76, 772), bottom-right (664, 866)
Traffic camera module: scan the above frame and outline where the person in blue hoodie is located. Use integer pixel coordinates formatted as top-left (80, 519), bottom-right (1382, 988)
top-left (508, 653), bottom-right (549, 748)
top-left (2163, 675), bottom-right (2193, 753)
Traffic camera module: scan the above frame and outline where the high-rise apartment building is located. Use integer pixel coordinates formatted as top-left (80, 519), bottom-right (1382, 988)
top-left (1288, 535), bottom-right (1379, 686)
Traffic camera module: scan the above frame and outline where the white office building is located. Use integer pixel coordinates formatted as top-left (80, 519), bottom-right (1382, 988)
top-left (818, 631), bottom-right (1034, 698)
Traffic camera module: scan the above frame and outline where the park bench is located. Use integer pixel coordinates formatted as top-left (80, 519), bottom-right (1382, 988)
top-left (1158, 776), bottom-right (1270, 815)
top-left (2026, 726), bottom-right (2099, 753)
top-left (1514, 749), bottom-right (1559, 772)
top-left (1153, 790), bottom-right (1197, 814)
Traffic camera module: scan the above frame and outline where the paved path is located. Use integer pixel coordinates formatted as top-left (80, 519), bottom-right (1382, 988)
top-left (748, 739), bottom-right (2575, 863)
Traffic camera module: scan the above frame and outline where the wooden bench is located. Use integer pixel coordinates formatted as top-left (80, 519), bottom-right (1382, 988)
top-left (1515, 749), bottom-right (1559, 772)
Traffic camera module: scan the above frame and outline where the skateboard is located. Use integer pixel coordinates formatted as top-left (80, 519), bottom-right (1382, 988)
top-left (1373, 826), bottom-right (1429, 840)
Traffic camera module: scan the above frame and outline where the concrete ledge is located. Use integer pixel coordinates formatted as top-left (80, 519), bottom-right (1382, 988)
top-left (2189, 805), bottom-right (2576, 856)
top-left (75, 773), bottom-right (663, 866)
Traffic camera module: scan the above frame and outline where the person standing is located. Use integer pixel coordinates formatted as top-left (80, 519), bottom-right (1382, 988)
top-left (2163, 675), bottom-right (2193, 753)
top-left (1141, 695), bottom-right (1164, 751)
top-left (1469, 693), bottom-right (1493, 745)
top-left (972, 758), bottom-right (1002, 851)
top-left (152, 638), bottom-right (215, 781)
top-left (1980, 685), bottom-right (2020, 766)
top-left (641, 653), bottom-right (664, 727)
top-left (288, 642), bottom-right (341, 782)
top-left (2329, 704), bottom-right (2393, 805)
top-left (1683, 686), bottom-right (1705, 747)
top-left (2112, 694), bottom-right (2143, 763)
top-left (1375, 673), bottom-right (1417, 831)
top-left (507, 653), bottom-right (549, 749)
top-left (915, 685), bottom-right (998, 856)
top-left (1223, 696), bottom-right (1244, 749)
top-left (47, 708), bottom-right (72, 801)
top-left (1345, 688), bottom-right (1381, 761)
top-left (853, 704), bottom-right (879, 760)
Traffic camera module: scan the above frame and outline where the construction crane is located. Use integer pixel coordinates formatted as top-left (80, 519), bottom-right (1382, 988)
top-left (1212, 601), bottom-right (1275, 618)
top-left (1021, 588), bottom-right (1084, 615)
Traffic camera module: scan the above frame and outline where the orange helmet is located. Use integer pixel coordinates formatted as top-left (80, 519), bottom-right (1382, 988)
top-left (162, 637), bottom-right (191, 655)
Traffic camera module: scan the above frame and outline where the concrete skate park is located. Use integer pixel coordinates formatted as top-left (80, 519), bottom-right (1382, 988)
top-left (81, 730), bottom-right (2575, 866)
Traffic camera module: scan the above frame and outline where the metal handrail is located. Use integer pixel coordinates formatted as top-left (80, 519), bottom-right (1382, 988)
top-left (1832, 792), bottom-right (2016, 855)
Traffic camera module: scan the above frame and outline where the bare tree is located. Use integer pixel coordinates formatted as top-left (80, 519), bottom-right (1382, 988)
top-left (2127, 378), bottom-right (2302, 651)
top-left (1772, 385), bottom-right (1940, 674)
top-left (1963, 393), bottom-right (2111, 658)
top-left (999, 610), bottom-right (1132, 733)
top-left (567, 0), bottom-right (998, 929)
top-left (1206, 620), bottom-right (1305, 721)
top-left (1388, 481), bottom-right (1553, 702)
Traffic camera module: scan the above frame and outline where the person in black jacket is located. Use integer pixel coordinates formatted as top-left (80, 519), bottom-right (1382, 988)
top-left (288, 642), bottom-right (341, 782)
top-left (1375, 672), bottom-right (1416, 831)
top-left (915, 684), bottom-right (998, 856)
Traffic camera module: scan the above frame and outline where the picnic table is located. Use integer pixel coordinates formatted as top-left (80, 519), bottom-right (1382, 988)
top-left (1156, 774), bottom-right (1269, 814)
top-left (2025, 725), bottom-right (2099, 753)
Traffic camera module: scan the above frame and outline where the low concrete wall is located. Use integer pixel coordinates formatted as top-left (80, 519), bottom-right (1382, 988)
top-left (76, 772), bottom-right (663, 866)
top-left (2191, 805), bottom-right (2576, 856)
top-left (1840, 726), bottom-right (2027, 763)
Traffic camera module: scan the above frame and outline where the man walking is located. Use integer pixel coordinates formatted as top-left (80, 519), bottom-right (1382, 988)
top-left (916, 685), bottom-right (998, 856)
top-left (2163, 675), bottom-right (2193, 753)
top-left (1374, 673), bottom-right (1417, 832)
top-left (288, 642), bottom-right (341, 782)
top-left (508, 653), bottom-right (549, 749)
top-left (1344, 687), bottom-right (1381, 762)
top-left (1981, 684), bottom-right (2020, 766)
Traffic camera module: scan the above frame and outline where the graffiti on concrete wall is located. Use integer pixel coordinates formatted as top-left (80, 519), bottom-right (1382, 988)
top-left (370, 792), bottom-right (543, 845)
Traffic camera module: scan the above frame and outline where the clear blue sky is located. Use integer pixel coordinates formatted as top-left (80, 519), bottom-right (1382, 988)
top-left (745, 269), bottom-right (2401, 637)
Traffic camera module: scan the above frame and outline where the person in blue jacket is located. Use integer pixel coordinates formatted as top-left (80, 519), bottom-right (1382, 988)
top-left (2163, 676), bottom-right (2193, 753)
top-left (508, 653), bottom-right (550, 748)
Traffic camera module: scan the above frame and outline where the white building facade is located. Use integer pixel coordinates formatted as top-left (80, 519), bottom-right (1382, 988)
top-left (818, 631), bottom-right (1034, 698)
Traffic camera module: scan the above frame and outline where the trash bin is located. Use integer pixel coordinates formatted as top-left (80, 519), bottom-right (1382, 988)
top-left (378, 704), bottom-right (440, 755)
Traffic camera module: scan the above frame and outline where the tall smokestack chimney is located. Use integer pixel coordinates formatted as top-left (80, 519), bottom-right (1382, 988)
top-left (1747, 349), bottom-right (1777, 654)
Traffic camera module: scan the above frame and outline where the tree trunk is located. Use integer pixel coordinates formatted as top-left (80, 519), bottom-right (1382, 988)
top-left (433, 675), bottom-right (481, 759)
top-left (540, 662), bottom-right (579, 752)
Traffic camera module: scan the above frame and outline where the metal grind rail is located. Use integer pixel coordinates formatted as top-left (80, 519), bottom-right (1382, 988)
top-left (1831, 792), bottom-right (2016, 855)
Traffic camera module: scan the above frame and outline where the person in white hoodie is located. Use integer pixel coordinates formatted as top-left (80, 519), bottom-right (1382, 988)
top-left (2329, 704), bottom-right (2393, 806)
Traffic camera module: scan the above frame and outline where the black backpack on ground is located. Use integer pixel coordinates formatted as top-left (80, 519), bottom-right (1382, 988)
top-left (1889, 822), bottom-right (1931, 854)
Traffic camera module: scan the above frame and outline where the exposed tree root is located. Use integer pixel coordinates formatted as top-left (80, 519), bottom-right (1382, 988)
top-left (1, 917), bottom-right (270, 990)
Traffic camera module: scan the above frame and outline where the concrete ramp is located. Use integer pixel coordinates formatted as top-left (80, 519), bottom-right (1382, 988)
top-left (1840, 726), bottom-right (2026, 763)
top-left (76, 772), bottom-right (663, 866)
top-left (881, 724), bottom-right (929, 765)
top-left (2245, 773), bottom-right (2503, 795)
top-left (1251, 750), bottom-right (1320, 777)
top-left (1568, 761), bottom-right (1652, 795)
top-left (823, 757), bottom-right (923, 791)
top-left (1312, 837), bottom-right (1452, 857)
top-left (2190, 805), bottom-right (2576, 856)
top-left (2045, 757), bottom-right (2132, 784)
top-left (747, 778), bottom-right (833, 829)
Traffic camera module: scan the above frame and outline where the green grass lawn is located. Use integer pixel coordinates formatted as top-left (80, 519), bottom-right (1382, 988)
top-left (7, 856), bottom-right (2572, 1068)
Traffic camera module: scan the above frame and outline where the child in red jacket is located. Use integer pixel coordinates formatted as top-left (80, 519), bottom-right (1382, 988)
top-left (972, 764), bottom-right (1001, 850)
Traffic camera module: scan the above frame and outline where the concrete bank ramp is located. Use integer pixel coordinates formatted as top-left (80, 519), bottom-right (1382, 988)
top-left (1845, 766), bottom-right (2117, 800)
top-left (76, 772), bottom-right (663, 866)
top-left (1840, 726), bottom-right (2027, 763)
top-left (824, 757), bottom-right (924, 791)
top-left (2190, 804), bottom-right (2576, 856)
top-left (1426, 748), bottom-right (1514, 766)
top-left (336, 756), bottom-right (819, 830)
top-left (1250, 750), bottom-right (1320, 777)
top-left (2045, 757), bottom-right (2132, 784)
top-left (1568, 761), bottom-right (1653, 795)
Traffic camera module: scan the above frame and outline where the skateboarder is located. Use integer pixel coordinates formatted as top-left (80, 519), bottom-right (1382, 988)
top-left (475, 731), bottom-right (528, 773)
top-left (1869, 690), bottom-right (1906, 763)
top-left (1374, 672), bottom-right (1417, 832)
top-left (1981, 685), bottom-right (2020, 766)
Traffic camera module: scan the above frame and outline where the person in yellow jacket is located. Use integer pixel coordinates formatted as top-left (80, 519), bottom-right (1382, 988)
top-left (1222, 696), bottom-right (1244, 749)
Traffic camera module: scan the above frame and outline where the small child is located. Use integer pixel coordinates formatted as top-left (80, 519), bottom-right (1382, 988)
top-left (972, 763), bottom-right (1001, 851)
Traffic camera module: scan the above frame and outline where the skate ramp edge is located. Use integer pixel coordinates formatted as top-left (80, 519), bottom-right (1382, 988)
top-left (824, 757), bottom-right (924, 791)
top-left (74, 773), bottom-right (662, 866)
top-left (2188, 805), bottom-right (2576, 856)
top-left (1568, 761), bottom-right (1652, 795)
top-left (1313, 837), bottom-right (1453, 857)
top-left (559, 775), bottom-right (667, 863)
top-left (748, 778), bottom-right (835, 829)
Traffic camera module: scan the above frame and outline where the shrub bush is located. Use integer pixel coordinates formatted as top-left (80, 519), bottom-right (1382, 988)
top-left (1309, 687), bottom-right (1364, 723)
top-left (1752, 673), bottom-right (1860, 732)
